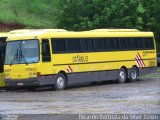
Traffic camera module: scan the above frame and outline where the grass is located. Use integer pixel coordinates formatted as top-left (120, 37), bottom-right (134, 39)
top-left (0, 0), bottom-right (57, 29)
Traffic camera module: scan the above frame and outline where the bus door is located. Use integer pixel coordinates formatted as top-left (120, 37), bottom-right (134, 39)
top-left (41, 39), bottom-right (52, 75)
top-left (0, 38), bottom-right (6, 87)
top-left (0, 38), bottom-right (6, 72)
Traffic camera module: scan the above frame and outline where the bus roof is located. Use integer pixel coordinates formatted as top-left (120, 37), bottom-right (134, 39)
top-left (6, 29), bottom-right (154, 41)
top-left (7, 29), bottom-right (68, 40)
top-left (0, 32), bottom-right (9, 37)
top-left (90, 29), bottom-right (140, 32)
top-left (9, 29), bottom-right (67, 34)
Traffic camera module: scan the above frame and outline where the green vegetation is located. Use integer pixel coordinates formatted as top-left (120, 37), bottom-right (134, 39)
top-left (0, 0), bottom-right (57, 28)
top-left (55, 0), bottom-right (160, 52)
top-left (0, 0), bottom-right (160, 51)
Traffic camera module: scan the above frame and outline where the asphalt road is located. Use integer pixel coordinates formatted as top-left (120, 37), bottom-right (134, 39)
top-left (0, 71), bottom-right (159, 119)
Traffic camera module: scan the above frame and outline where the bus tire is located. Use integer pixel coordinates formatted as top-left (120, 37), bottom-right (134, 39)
top-left (54, 73), bottom-right (67, 90)
top-left (117, 68), bottom-right (127, 84)
top-left (128, 66), bottom-right (138, 82)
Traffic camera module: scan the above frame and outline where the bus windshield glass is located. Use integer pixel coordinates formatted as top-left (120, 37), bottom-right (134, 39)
top-left (4, 40), bottom-right (39, 65)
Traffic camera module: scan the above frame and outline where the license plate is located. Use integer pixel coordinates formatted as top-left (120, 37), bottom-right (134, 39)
top-left (17, 83), bottom-right (24, 86)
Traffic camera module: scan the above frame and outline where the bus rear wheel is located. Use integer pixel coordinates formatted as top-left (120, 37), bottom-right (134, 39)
top-left (128, 66), bottom-right (138, 82)
top-left (54, 73), bottom-right (67, 90)
top-left (117, 68), bottom-right (127, 84)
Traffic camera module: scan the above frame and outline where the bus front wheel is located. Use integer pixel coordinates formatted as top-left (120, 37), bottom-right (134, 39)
top-left (54, 73), bottom-right (67, 90)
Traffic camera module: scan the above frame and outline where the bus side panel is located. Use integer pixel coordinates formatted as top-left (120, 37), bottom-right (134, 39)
top-left (0, 73), bottom-right (5, 87)
top-left (67, 70), bottom-right (118, 85)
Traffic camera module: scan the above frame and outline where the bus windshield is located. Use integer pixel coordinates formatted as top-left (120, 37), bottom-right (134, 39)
top-left (5, 40), bottom-right (39, 65)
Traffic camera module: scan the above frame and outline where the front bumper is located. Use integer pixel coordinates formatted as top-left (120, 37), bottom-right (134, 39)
top-left (5, 75), bottom-right (56, 87)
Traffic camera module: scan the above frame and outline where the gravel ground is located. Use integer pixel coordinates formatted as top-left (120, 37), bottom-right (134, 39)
top-left (0, 71), bottom-right (160, 115)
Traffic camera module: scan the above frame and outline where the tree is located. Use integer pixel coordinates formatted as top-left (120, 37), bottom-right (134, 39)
top-left (140, 0), bottom-right (160, 52)
top-left (55, 0), bottom-right (160, 51)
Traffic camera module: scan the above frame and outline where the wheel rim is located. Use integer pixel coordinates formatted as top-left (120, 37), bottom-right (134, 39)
top-left (119, 71), bottom-right (126, 82)
top-left (57, 77), bottom-right (64, 89)
top-left (131, 69), bottom-right (137, 80)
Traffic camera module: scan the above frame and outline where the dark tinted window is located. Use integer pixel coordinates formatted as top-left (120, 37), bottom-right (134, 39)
top-left (51, 39), bottom-right (66, 53)
top-left (51, 37), bottom-right (154, 53)
top-left (87, 39), bottom-right (94, 51)
top-left (125, 38), bottom-right (132, 49)
top-left (142, 38), bottom-right (148, 49)
top-left (132, 38), bottom-right (142, 49)
top-left (80, 39), bottom-right (87, 51)
top-left (66, 38), bottom-right (80, 52)
top-left (112, 38), bottom-right (120, 50)
top-left (42, 39), bottom-right (51, 62)
top-left (0, 37), bottom-right (6, 59)
top-left (106, 38), bottom-right (119, 50)
top-left (94, 38), bottom-right (107, 51)
top-left (0, 37), bottom-right (6, 72)
top-left (130, 38), bottom-right (137, 49)
top-left (107, 38), bottom-right (113, 50)
top-left (145, 37), bottom-right (154, 49)
top-left (81, 38), bottom-right (94, 51)
top-left (120, 38), bottom-right (132, 50)
top-left (137, 38), bottom-right (142, 49)
top-left (120, 38), bottom-right (126, 50)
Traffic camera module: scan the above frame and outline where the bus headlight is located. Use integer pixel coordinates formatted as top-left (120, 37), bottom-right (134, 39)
top-left (4, 74), bottom-right (10, 79)
top-left (29, 73), bottom-right (37, 78)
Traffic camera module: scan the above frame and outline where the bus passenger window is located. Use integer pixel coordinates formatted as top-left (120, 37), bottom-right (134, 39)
top-left (112, 38), bottom-right (120, 50)
top-left (94, 38), bottom-right (107, 51)
top-left (146, 37), bottom-right (154, 49)
top-left (42, 39), bottom-right (51, 62)
top-left (51, 38), bottom-right (66, 53)
top-left (66, 38), bottom-right (80, 52)
top-left (81, 39), bottom-right (94, 51)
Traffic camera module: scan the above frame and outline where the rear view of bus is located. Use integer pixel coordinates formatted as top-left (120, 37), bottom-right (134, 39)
top-left (0, 33), bottom-right (8, 88)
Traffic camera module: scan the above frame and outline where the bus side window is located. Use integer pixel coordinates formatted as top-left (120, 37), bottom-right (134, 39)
top-left (42, 39), bottom-right (51, 62)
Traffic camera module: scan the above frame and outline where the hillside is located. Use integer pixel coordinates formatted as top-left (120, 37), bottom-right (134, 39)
top-left (0, 0), bottom-right (57, 30)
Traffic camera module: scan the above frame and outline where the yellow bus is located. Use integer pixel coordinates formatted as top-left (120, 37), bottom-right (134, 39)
top-left (4, 29), bottom-right (157, 90)
top-left (0, 29), bottom-right (53, 89)
top-left (0, 30), bottom-right (43, 88)
top-left (0, 33), bottom-right (8, 88)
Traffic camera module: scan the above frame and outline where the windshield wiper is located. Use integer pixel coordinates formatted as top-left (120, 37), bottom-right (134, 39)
top-left (20, 49), bottom-right (28, 65)
top-left (10, 49), bottom-right (18, 66)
